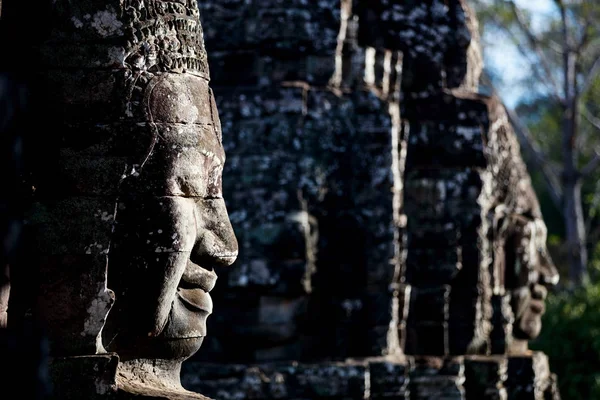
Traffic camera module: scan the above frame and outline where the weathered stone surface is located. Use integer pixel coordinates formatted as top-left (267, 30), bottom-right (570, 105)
top-left (5, 0), bottom-right (237, 398)
top-left (183, 360), bottom-right (368, 400)
top-left (179, 0), bottom-right (559, 398)
top-left (369, 359), bottom-right (410, 399)
top-left (463, 356), bottom-right (508, 400)
top-left (48, 354), bottom-right (215, 400)
top-left (192, 0), bottom-right (399, 362)
top-left (504, 353), bottom-right (556, 400)
top-left (1, 0), bottom-right (564, 399)
top-left (199, 0), bottom-right (339, 86)
top-left (409, 357), bottom-right (466, 400)
top-left (48, 355), bottom-right (119, 400)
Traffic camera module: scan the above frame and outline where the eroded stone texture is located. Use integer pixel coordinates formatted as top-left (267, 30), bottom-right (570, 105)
top-left (356, 0), bottom-right (560, 399)
top-left (183, 358), bottom-right (415, 400)
top-left (356, 2), bottom-right (493, 373)
top-left (483, 95), bottom-right (560, 354)
top-left (0, 0), bottom-right (561, 399)
top-left (7, 0), bottom-right (236, 398)
top-left (464, 356), bottom-right (508, 400)
top-left (199, 0), bottom-right (340, 87)
top-left (178, 1), bottom-right (560, 399)
top-left (183, 360), bottom-right (369, 400)
top-left (504, 353), bottom-right (560, 400)
top-left (409, 357), bottom-right (465, 400)
top-left (189, 0), bottom-right (400, 365)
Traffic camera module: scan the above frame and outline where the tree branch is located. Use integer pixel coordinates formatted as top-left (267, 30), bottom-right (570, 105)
top-left (580, 54), bottom-right (600, 96)
top-left (585, 180), bottom-right (600, 237)
top-left (506, 1), bottom-right (564, 99)
top-left (583, 107), bottom-right (600, 132)
top-left (581, 105), bottom-right (600, 177)
top-left (548, 40), bottom-right (564, 55)
top-left (505, 106), bottom-right (564, 209)
top-left (486, 13), bottom-right (564, 104)
top-left (582, 148), bottom-right (600, 177)
top-left (575, 15), bottom-right (593, 53)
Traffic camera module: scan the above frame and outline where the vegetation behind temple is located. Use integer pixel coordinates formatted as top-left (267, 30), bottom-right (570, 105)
top-left (517, 78), bottom-right (600, 400)
top-left (512, 51), bottom-right (600, 400)
top-left (531, 268), bottom-right (600, 399)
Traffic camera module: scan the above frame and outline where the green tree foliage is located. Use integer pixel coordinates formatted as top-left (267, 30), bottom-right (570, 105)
top-left (531, 273), bottom-right (600, 399)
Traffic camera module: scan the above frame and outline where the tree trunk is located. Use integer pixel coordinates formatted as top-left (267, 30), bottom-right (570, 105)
top-left (561, 16), bottom-right (587, 284)
top-left (564, 177), bottom-right (588, 284)
top-left (563, 81), bottom-right (587, 284)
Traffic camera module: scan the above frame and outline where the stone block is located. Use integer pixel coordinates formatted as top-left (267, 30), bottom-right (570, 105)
top-left (369, 359), bottom-right (410, 399)
top-left (48, 355), bottom-right (118, 399)
top-left (463, 356), bottom-right (508, 400)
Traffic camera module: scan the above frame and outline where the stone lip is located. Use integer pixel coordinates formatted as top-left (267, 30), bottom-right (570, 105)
top-left (177, 288), bottom-right (213, 314)
top-left (180, 263), bottom-right (218, 293)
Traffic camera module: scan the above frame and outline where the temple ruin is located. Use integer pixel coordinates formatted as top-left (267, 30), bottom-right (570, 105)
top-left (0, 0), bottom-right (561, 399)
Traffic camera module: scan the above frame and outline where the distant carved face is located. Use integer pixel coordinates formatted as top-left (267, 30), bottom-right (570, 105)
top-left (102, 73), bottom-right (238, 361)
top-left (505, 216), bottom-right (558, 340)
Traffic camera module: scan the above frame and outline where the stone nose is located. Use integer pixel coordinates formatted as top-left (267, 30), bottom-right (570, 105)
top-left (190, 198), bottom-right (238, 268)
top-left (530, 283), bottom-right (548, 301)
top-left (536, 247), bottom-right (559, 287)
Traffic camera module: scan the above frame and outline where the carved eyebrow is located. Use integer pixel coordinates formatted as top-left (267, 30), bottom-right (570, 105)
top-left (199, 148), bottom-right (223, 166)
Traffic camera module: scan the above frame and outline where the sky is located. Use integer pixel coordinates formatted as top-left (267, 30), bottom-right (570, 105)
top-left (482, 0), bottom-right (557, 108)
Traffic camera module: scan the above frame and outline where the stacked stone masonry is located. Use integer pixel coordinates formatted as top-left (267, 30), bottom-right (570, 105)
top-left (183, 0), bottom-right (561, 399)
top-left (0, 0), bottom-right (562, 399)
top-left (193, 0), bottom-right (400, 364)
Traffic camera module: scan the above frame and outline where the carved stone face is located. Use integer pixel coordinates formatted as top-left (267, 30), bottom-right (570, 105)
top-left (102, 73), bottom-right (238, 361)
top-left (505, 216), bottom-right (558, 340)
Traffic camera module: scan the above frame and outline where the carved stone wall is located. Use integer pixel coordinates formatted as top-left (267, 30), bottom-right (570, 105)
top-left (357, 1), bottom-right (560, 398)
top-left (0, 1), bottom-right (563, 399)
top-left (191, 0), bottom-right (400, 364)
top-left (183, 1), bottom-right (561, 399)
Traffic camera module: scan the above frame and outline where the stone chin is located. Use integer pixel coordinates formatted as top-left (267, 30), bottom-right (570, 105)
top-left (107, 290), bottom-right (212, 361)
top-left (511, 284), bottom-right (546, 341)
top-left (517, 318), bottom-right (542, 340)
top-left (514, 304), bottom-right (543, 340)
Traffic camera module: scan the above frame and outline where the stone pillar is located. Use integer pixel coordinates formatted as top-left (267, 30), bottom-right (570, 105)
top-left (182, 0), bottom-right (408, 398)
top-left (191, 0), bottom-right (400, 365)
top-left (357, 1), bottom-right (560, 399)
top-left (192, 0), bottom-right (338, 363)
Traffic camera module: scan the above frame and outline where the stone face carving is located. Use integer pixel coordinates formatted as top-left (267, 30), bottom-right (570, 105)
top-left (4, 0), bottom-right (237, 397)
top-left (356, 1), bottom-right (561, 398)
top-left (1, 0), bottom-right (563, 398)
top-left (506, 216), bottom-right (557, 341)
top-left (484, 94), bottom-right (559, 350)
top-left (191, 0), bottom-right (399, 364)
top-left (489, 139), bottom-right (559, 347)
top-left (357, 0), bottom-right (558, 358)
top-left (102, 72), bottom-right (238, 390)
top-left (181, 1), bottom-right (560, 399)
